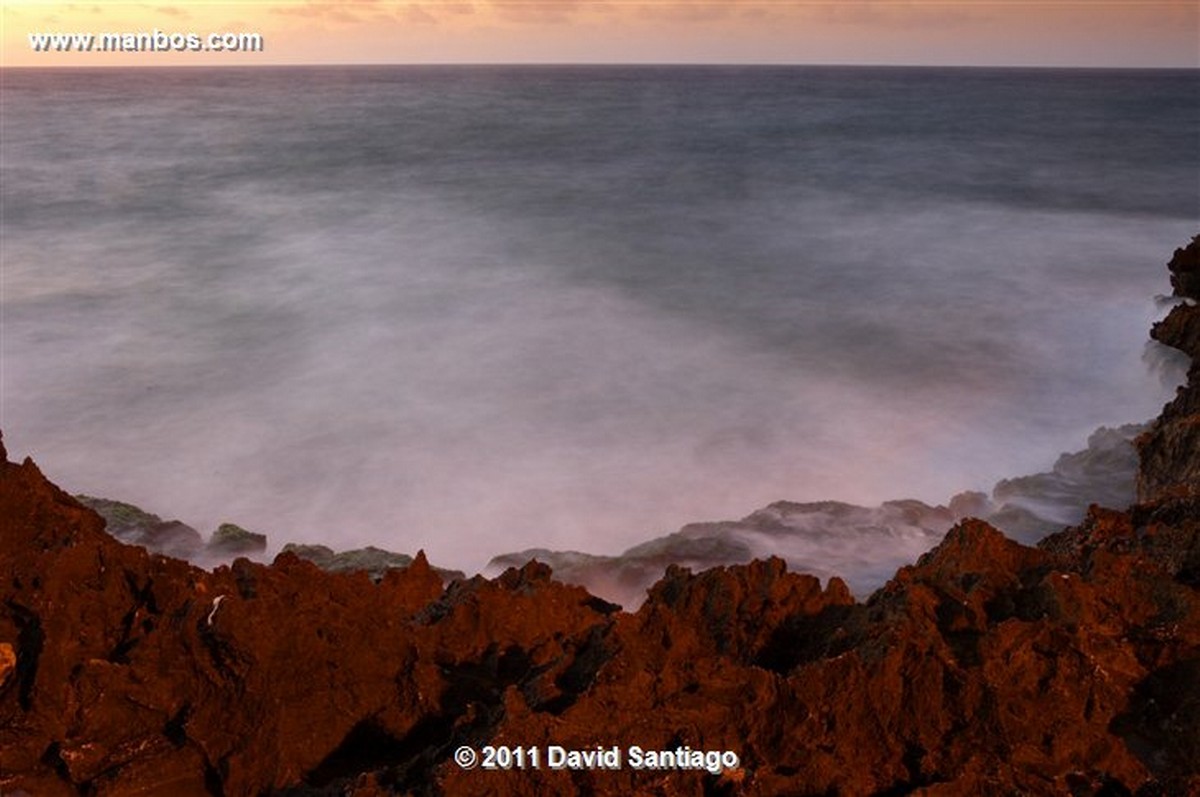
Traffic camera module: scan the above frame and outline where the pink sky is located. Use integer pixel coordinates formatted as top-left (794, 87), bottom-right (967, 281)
top-left (2, 1), bottom-right (1198, 67)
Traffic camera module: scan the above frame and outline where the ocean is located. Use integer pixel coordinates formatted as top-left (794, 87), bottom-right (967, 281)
top-left (2, 65), bottom-right (1197, 576)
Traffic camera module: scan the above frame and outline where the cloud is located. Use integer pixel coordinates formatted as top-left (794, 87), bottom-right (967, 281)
top-left (486, 0), bottom-right (594, 25)
top-left (269, 0), bottom-right (384, 25)
top-left (404, 3), bottom-right (437, 24)
top-left (809, 1), bottom-right (984, 30)
top-left (635, 1), bottom-right (732, 24)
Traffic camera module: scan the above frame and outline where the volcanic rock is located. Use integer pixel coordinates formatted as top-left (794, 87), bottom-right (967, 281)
top-left (76, 496), bottom-right (465, 582)
top-left (488, 499), bottom-right (955, 607)
top-left (1138, 235), bottom-right (1200, 504)
top-left (2, 236), bottom-right (1199, 795)
top-left (282, 542), bottom-right (411, 573)
top-left (2, 442), bottom-right (1200, 794)
top-left (75, 494), bottom-right (205, 559)
top-left (280, 543), bottom-right (466, 583)
top-left (490, 422), bottom-right (1147, 607)
top-left (989, 422), bottom-right (1146, 539)
top-left (205, 522), bottom-right (268, 558)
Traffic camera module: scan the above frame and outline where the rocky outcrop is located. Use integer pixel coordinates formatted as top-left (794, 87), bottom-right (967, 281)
top-left (2, 427), bottom-right (1198, 795)
top-left (282, 543), bottom-right (466, 583)
top-left (75, 495), bottom-right (205, 560)
top-left (1138, 235), bottom-right (1200, 503)
top-left (74, 497), bottom-right (266, 562)
top-left (0, 439), bottom-right (613, 796)
top-left (78, 496), bottom-right (464, 583)
top-left (1, 236), bottom-right (1198, 795)
top-left (490, 423), bottom-right (1147, 605)
top-left (76, 416), bottom-right (1147, 608)
top-left (205, 522), bottom-right (269, 558)
top-left (989, 422), bottom-right (1146, 539)
top-left (489, 498), bottom-right (956, 606)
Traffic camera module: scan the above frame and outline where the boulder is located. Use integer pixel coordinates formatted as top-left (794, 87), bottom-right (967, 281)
top-left (205, 522), bottom-right (268, 558)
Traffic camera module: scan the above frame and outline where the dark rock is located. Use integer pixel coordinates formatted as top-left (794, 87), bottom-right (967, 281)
top-left (1139, 235), bottom-right (1200, 504)
top-left (988, 422), bottom-right (1146, 541)
top-left (490, 423), bottom-right (1149, 605)
top-left (278, 544), bottom-right (465, 583)
top-left (206, 522), bottom-right (268, 557)
top-left (1168, 233), bottom-right (1200, 299)
top-left (75, 495), bottom-right (204, 559)
top-left (2, 236), bottom-right (1199, 796)
top-left (489, 498), bottom-right (956, 606)
top-left (3, 424), bottom-right (1200, 795)
top-left (279, 542), bottom-right (338, 568)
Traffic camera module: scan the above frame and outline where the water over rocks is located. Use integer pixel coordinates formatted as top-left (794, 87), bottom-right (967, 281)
top-left (489, 420), bottom-right (1149, 606)
top-left (1, 236), bottom-right (1197, 795)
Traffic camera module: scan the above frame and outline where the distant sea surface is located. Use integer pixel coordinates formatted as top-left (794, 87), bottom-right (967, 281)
top-left (2, 66), bottom-right (1197, 572)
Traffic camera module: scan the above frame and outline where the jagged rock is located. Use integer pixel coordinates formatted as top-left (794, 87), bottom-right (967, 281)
top-left (75, 498), bottom-right (466, 582)
top-left (279, 542), bottom-right (340, 568)
top-left (75, 494), bottom-right (204, 559)
top-left (279, 543), bottom-right (466, 583)
top-left (2, 236), bottom-right (1199, 796)
top-left (489, 499), bottom-right (956, 606)
top-left (3, 422), bottom-right (1200, 794)
top-left (989, 422), bottom-right (1146, 539)
top-left (206, 522), bottom-right (268, 558)
top-left (489, 425), bottom-right (1147, 605)
top-left (1168, 232), bottom-right (1200, 298)
top-left (0, 642), bottom-right (15, 689)
top-left (1139, 236), bottom-right (1200, 504)
top-left (0, 441), bottom-right (609, 795)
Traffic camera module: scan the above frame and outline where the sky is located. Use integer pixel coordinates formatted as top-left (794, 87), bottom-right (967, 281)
top-left (1, 1), bottom-right (1197, 68)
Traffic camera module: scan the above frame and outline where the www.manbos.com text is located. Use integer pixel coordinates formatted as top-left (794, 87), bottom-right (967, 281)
top-left (28, 30), bottom-right (264, 54)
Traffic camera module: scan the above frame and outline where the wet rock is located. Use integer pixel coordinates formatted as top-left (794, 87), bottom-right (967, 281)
top-left (206, 522), bottom-right (268, 558)
top-left (278, 542), bottom-right (340, 568)
top-left (489, 498), bottom-right (955, 606)
top-left (279, 543), bottom-right (466, 583)
top-left (491, 420), bottom-right (1154, 607)
top-left (75, 495), bottom-right (204, 559)
top-left (2, 236), bottom-right (1199, 795)
top-left (1139, 235), bottom-right (1200, 504)
top-left (989, 423), bottom-right (1146, 540)
top-left (3, 427), bottom-right (1200, 795)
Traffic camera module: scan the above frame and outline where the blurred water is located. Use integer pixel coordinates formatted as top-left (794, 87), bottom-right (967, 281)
top-left (2, 66), bottom-right (1197, 573)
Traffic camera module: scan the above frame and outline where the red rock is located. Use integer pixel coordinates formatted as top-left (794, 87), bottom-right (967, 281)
top-left (1139, 235), bottom-right (1200, 504)
top-left (2, 235), bottom-right (1200, 795)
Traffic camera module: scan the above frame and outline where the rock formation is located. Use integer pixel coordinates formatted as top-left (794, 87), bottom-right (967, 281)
top-left (1, 237), bottom-right (1198, 795)
top-left (205, 523), bottom-right (269, 558)
top-left (489, 422), bottom-right (1148, 606)
top-left (1138, 235), bottom-right (1200, 504)
top-left (75, 495), bottom-right (206, 560)
top-left (281, 543), bottom-right (466, 583)
top-left (76, 497), bottom-right (465, 584)
top-left (488, 499), bottom-right (956, 607)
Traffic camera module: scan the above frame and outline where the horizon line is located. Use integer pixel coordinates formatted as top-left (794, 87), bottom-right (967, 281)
top-left (3, 61), bottom-right (1197, 70)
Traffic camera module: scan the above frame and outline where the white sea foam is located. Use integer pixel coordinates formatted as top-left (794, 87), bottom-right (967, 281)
top-left (1, 67), bottom-right (1195, 579)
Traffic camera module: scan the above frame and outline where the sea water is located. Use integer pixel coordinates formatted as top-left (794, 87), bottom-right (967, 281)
top-left (2, 66), bottom-right (1197, 574)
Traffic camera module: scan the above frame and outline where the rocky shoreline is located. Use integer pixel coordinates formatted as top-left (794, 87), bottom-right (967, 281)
top-left (1, 236), bottom-right (1198, 795)
top-left (75, 417), bottom-right (1148, 609)
top-left (487, 419), bottom-right (1148, 607)
top-left (71, 496), bottom-right (467, 585)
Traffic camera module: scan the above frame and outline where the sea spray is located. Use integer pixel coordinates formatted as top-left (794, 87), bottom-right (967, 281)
top-left (2, 67), bottom-right (1195, 575)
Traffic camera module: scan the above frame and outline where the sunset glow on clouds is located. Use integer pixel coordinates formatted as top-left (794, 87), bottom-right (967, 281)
top-left (2, 1), bottom-right (1197, 67)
